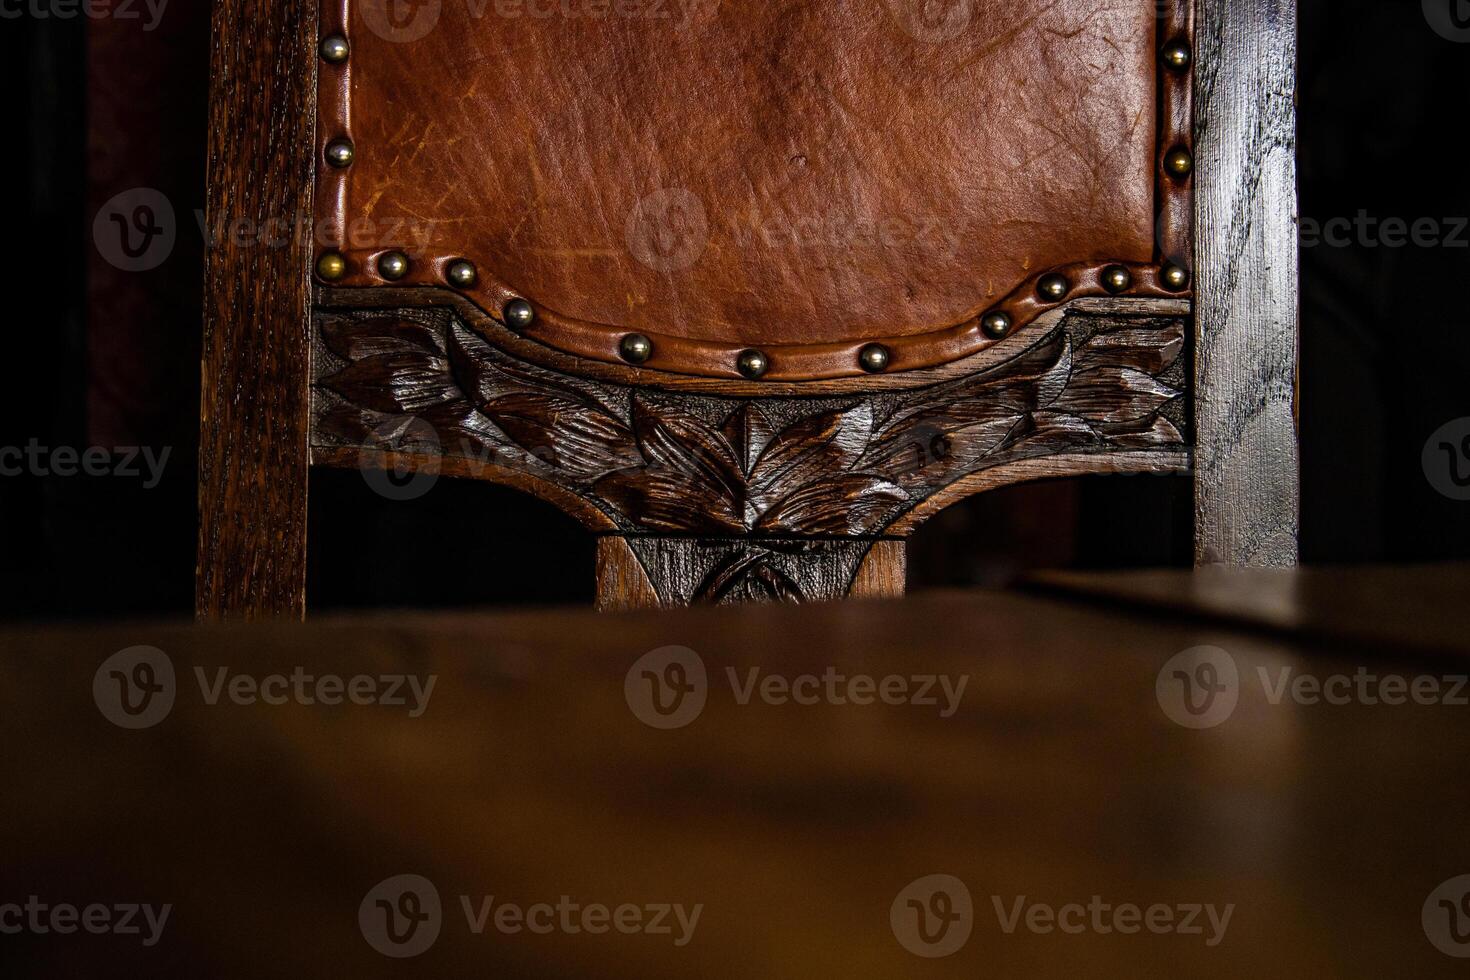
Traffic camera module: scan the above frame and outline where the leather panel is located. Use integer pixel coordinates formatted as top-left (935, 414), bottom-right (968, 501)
top-left (318, 0), bottom-right (1188, 379)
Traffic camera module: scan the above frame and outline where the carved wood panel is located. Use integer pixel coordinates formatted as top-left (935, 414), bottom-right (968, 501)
top-left (311, 295), bottom-right (1191, 555)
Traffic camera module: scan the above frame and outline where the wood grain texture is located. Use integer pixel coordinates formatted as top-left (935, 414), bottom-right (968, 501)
top-left (595, 537), bottom-right (661, 611)
top-left (596, 536), bottom-right (897, 610)
top-left (847, 540), bottom-right (907, 600)
top-left (621, 537), bottom-right (882, 606)
top-left (6, 587), bottom-right (1470, 977)
top-left (1193, 0), bottom-right (1300, 566)
top-left (197, 0), bottom-right (317, 619)
top-left (311, 305), bottom-right (1192, 544)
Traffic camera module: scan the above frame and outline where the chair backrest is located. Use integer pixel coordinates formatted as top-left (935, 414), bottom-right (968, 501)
top-left (199, 0), bottom-right (1299, 618)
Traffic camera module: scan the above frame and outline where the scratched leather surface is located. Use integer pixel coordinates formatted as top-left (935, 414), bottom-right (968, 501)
top-left (341, 0), bottom-right (1157, 349)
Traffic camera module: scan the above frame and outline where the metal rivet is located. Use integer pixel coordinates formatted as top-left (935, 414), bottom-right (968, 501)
top-left (445, 259), bottom-right (477, 289)
top-left (325, 138), bottom-right (355, 168)
top-left (1165, 147), bottom-right (1193, 178)
top-left (320, 35), bottom-right (350, 63)
top-left (377, 251), bottom-right (409, 281)
top-left (858, 343), bottom-right (890, 374)
top-left (504, 298), bottom-right (535, 330)
top-left (315, 251), bottom-right (346, 282)
top-left (1101, 265), bottom-right (1132, 294)
top-left (1161, 264), bottom-right (1191, 291)
top-left (1161, 41), bottom-right (1191, 71)
top-left (981, 311), bottom-right (1012, 339)
top-left (1037, 274), bottom-right (1069, 302)
top-left (737, 349), bottom-right (769, 379)
top-left (619, 333), bottom-right (652, 364)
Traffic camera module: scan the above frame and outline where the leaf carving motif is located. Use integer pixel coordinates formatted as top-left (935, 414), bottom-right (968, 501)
top-left (316, 311), bottom-right (1187, 537)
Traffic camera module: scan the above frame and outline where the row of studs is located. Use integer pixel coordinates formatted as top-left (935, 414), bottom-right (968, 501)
top-left (315, 33), bottom-right (548, 355)
top-left (313, 33), bottom-right (1192, 381)
top-left (1158, 34), bottom-right (1194, 269)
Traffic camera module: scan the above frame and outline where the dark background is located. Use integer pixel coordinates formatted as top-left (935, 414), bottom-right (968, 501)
top-left (1, 0), bottom-right (1466, 622)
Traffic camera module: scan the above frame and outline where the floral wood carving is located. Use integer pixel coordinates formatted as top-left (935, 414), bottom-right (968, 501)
top-left (313, 306), bottom-right (1188, 538)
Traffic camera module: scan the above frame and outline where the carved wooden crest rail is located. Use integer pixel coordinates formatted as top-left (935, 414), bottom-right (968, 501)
top-left (198, 0), bottom-right (1300, 617)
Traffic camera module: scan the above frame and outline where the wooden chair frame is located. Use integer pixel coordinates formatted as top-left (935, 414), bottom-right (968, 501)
top-left (199, 0), bottom-right (1298, 618)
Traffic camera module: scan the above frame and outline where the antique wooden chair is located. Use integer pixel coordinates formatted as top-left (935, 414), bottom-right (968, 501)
top-left (199, 0), bottom-right (1298, 618)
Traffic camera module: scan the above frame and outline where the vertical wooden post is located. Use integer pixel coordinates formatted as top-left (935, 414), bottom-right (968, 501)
top-left (1193, 0), bottom-right (1301, 566)
top-left (197, 0), bottom-right (317, 618)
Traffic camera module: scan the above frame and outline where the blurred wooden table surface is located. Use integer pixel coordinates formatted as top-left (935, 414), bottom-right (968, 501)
top-left (1026, 562), bottom-right (1470, 656)
top-left (3, 577), bottom-right (1469, 977)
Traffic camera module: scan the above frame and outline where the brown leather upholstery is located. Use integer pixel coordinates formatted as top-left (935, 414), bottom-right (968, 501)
top-left (319, 0), bottom-right (1185, 379)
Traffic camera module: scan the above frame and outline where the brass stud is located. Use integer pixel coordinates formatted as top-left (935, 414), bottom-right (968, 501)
top-left (1161, 41), bottom-right (1191, 71)
top-left (1101, 265), bottom-right (1132, 294)
top-left (858, 343), bottom-right (890, 374)
top-left (1165, 147), bottom-right (1193, 178)
top-left (377, 251), bottom-right (409, 281)
top-left (325, 138), bottom-right (355, 168)
top-left (320, 35), bottom-right (350, 63)
top-left (445, 259), bottom-right (478, 289)
top-left (315, 251), bottom-right (347, 282)
top-left (981, 311), bottom-right (1012, 339)
top-left (1161, 263), bottom-right (1191, 291)
top-left (737, 349), bottom-right (769, 380)
top-left (619, 333), bottom-right (653, 364)
top-left (1037, 273), bottom-right (1070, 302)
top-left (504, 299), bottom-right (535, 330)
